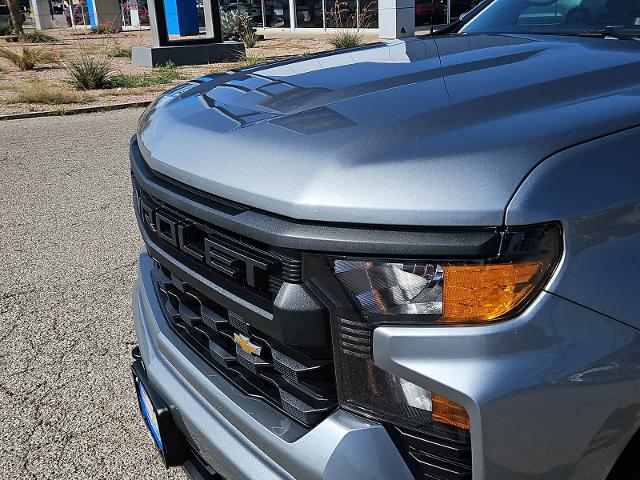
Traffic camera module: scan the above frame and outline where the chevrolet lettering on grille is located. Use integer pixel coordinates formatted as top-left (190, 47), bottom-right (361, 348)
top-left (138, 196), bottom-right (281, 290)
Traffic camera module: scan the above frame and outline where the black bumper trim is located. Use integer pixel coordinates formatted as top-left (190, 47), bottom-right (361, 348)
top-left (131, 350), bottom-right (225, 479)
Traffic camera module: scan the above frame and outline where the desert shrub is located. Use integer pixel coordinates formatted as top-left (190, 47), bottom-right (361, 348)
top-left (222, 11), bottom-right (255, 41)
top-left (107, 46), bottom-right (132, 58)
top-left (330, 30), bottom-right (364, 49)
top-left (0, 46), bottom-right (54, 70)
top-left (67, 56), bottom-right (113, 89)
top-left (242, 31), bottom-right (258, 48)
top-left (4, 81), bottom-right (92, 104)
top-left (0, 22), bottom-right (14, 36)
top-left (327, 0), bottom-right (373, 49)
top-left (20, 31), bottom-right (56, 43)
top-left (237, 52), bottom-right (263, 67)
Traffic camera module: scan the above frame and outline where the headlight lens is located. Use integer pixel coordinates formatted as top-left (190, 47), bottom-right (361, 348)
top-left (333, 260), bottom-right (444, 316)
top-left (326, 223), bottom-right (561, 325)
top-left (306, 224), bottom-right (561, 434)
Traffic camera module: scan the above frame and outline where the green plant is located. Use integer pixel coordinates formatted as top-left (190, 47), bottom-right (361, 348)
top-left (66, 56), bottom-right (113, 89)
top-left (242, 31), bottom-right (258, 48)
top-left (329, 30), bottom-right (364, 49)
top-left (237, 52), bottom-right (263, 67)
top-left (107, 46), bottom-right (132, 58)
top-left (109, 62), bottom-right (183, 88)
top-left (0, 45), bottom-right (54, 70)
top-left (4, 81), bottom-right (92, 104)
top-left (327, 0), bottom-right (373, 49)
top-left (222, 11), bottom-right (255, 41)
top-left (0, 22), bottom-right (13, 36)
top-left (20, 30), bottom-right (56, 43)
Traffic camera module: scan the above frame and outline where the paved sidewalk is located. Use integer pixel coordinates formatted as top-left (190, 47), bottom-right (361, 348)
top-left (0, 109), bottom-right (186, 479)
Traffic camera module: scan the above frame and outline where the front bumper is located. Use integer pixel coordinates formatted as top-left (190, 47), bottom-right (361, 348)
top-left (133, 250), bottom-right (413, 480)
top-left (134, 248), bottom-right (640, 480)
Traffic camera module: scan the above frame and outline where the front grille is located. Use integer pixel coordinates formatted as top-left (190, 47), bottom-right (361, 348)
top-left (152, 260), bottom-right (337, 426)
top-left (391, 426), bottom-right (473, 480)
top-left (134, 179), bottom-right (301, 303)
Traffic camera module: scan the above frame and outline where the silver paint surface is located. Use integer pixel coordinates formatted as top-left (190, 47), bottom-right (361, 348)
top-left (138, 35), bottom-right (640, 226)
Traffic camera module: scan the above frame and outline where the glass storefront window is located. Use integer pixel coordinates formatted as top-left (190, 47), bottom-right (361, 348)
top-left (296, 0), bottom-right (324, 27)
top-left (415, 0), bottom-right (447, 27)
top-left (326, 0), bottom-right (358, 28)
top-left (359, 0), bottom-right (377, 27)
top-left (120, 1), bottom-right (151, 27)
top-left (264, 0), bottom-right (290, 27)
top-left (220, 0), bottom-right (239, 13)
top-left (415, 0), bottom-right (481, 27)
top-left (240, 0), bottom-right (263, 27)
top-left (450, 0), bottom-right (480, 20)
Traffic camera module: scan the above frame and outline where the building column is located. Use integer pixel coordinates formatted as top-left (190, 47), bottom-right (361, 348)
top-left (87, 0), bottom-right (123, 31)
top-left (30, 0), bottom-right (55, 30)
top-left (289, 0), bottom-right (296, 30)
top-left (163, 0), bottom-right (199, 36)
top-left (129, 2), bottom-right (141, 27)
top-left (378, 0), bottom-right (415, 39)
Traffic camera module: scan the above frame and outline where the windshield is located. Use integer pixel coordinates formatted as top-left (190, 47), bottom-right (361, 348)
top-left (458, 0), bottom-right (640, 36)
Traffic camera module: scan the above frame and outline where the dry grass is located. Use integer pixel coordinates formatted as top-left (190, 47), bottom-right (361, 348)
top-left (0, 30), bottom-right (350, 116)
top-left (4, 81), bottom-right (92, 105)
top-left (330, 31), bottom-right (365, 49)
top-left (237, 52), bottom-right (266, 67)
top-left (0, 46), bottom-right (54, 70)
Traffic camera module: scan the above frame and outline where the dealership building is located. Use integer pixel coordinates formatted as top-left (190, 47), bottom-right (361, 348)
top-left (31, 0), bottom-right (478, 34)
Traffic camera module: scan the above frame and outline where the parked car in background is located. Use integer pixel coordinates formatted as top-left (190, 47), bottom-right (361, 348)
top-left (129, 0), bottom-right (640, 479)
top-left (51, 0), bottom-right (64, 14)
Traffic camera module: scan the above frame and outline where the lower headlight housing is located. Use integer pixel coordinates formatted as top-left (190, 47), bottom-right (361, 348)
top-left (306, 224), bottom-right (561, 434)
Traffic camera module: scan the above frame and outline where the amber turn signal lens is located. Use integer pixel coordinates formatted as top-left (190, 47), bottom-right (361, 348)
top-left (441, 262), bottom-right (543, 323)
top-left (432, 393), bottom-right (470, 430)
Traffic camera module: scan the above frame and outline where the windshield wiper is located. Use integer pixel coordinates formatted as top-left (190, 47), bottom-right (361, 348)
top-left (571, 28), bottom-right (639, 41)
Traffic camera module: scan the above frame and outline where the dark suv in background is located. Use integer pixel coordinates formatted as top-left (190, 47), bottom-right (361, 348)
top-left (129, 0), bottom-right (640, 479)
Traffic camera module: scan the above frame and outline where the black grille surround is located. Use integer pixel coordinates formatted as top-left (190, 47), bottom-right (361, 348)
top-left (133, 178), bottom-right (337, 427)
top-left (135, 180), bottom-right (302, 304)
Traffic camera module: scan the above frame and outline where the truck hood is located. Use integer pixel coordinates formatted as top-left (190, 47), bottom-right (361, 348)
top-left (138, 34), bottom-right (640, 226)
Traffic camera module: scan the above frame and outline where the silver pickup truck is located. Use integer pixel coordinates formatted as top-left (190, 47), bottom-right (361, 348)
top-left (129, 1), bottom-right (640, 479)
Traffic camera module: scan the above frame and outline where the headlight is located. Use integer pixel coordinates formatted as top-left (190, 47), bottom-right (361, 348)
top-left (306, 224), bottom-right (561, 434)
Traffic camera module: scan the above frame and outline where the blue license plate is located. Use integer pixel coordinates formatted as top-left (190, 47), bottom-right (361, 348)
top-left (137, 380), bottom-right (164, 451)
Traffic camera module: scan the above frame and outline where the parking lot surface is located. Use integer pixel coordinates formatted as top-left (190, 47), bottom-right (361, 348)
top-left (0, 109), bottom-right (186, 479)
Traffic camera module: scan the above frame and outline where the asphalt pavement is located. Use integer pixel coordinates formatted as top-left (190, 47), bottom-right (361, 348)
top-left (0, 109), bottom-right (187, 479)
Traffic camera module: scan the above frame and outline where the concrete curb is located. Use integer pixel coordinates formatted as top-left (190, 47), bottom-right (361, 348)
top-left (0, 101), bottom-right (152, 121)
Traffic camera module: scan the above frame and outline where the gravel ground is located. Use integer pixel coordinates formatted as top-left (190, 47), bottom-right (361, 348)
top-left (0, 29), bottom-right (343, 116)
top-left (0, 108), bottom-right (187, 479)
